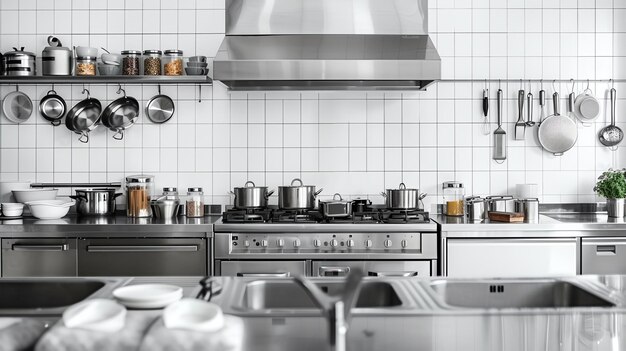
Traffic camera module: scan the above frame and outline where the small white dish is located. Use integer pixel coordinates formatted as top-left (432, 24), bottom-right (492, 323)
top-left (163, 299), bottom-right (225, 332)
top-left (63, 299), bottom-right (126, 333)
top-left (113, 284), bottom-right (183, 309)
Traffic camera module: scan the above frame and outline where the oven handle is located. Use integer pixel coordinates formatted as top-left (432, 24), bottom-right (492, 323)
top-left (319, 266), bottom-right (351, 277)
top-left (236, 272), bottom-right (290, 277)
top-left (368, 271), bottom-right (418, 277)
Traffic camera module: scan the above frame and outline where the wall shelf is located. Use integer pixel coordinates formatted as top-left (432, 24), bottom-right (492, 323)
top-left (0, 75), bottom-right (213, 85)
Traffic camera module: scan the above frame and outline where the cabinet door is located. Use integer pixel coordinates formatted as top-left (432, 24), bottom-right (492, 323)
top-left (582, 238), bottom-right (626, 274)
top-left (78, 238), bottom-right (207, 276)
top-left (2, 238), bottom-right (77, 277)
top-left (447, 238), bottom-right (577, 278)
top-left (218, 261), bottom-right (308, 277)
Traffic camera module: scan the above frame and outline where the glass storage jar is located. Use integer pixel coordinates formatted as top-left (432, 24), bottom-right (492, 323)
top-left (143, 50), bottom-right (162, 75)
top-left (186, 187), bottom-right (204, 217)
top-left (443, 181), bottom-right (465, 216)
top-left (121, 50), bottom-right (141, 75)
top-left (163, 49), bottom-right (183, 76)
top-left (75, 56), bottom-right (96, 76)
top-left (126, 175), bottom-right (155, 217)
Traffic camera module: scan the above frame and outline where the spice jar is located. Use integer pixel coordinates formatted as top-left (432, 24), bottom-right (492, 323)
top-left (126, 175), bottom-right (155, 217)
top-left (163, 49), bottom-right (183, 76)
top-left (186, 187), bottom-right (204, 217)
top-left (75, 56), bottom-right (96, 76)
top-left (121, 50), bottom-right (141, 75)
top-left (162, 187), bottom-right (178, 199)
top-left (143, 50), bottom-right (162, 75)
top-left (443, 181), bottom-right (465, 216)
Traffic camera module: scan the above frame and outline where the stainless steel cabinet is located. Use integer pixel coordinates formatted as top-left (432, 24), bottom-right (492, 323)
top-left (78, 238), bottom-right (207, 276)
top-left (1, 238), bottom-right (77, 277)
top-left (582, 238), bottom-right (626, 274)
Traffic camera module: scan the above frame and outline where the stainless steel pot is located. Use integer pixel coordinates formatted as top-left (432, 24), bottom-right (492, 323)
top-left (465, 196), bottom-right (486, 222)
top-left (42, 36), bottom-right (73, 76)
top-left (3, 47), bottom-right (36, 76)
top-left (151, 197), bottom-right (180, 219)
top-left (278, 178), bottom-right (323, 210)
top-left (381, 183), bottom-right (426, 210)
top-left (70, 188), bottom-right (122, 216)
top-left (486, 195), bottom-right (515, 212)
top-left (320, 193), bottom-right (352, 218)
top-left (231, 181), bottom-right (274, 209)
top-left (514, 198), bottom-right (539, 223)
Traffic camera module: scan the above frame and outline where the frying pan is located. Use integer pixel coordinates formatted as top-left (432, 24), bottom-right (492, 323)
top-left (537, 92), bottom-right (578, 156)
top-left (66, 89), bottom-right (102, 143)
top-left (2, 88), bottom-right (33, 123)
top-left (145, 86), bottom-right (175, 124)
top-left (101, 87), bottom-right (139, 140)
top-left (39, 90), bottom-right (67, 126)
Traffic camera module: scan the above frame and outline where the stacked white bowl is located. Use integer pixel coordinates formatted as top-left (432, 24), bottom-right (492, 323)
top-left (1, 203), bottom-right (24, 217)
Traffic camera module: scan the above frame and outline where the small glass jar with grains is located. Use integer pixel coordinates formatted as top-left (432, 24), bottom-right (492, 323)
top-left (126, 175), bottom-right (155, 217)
top-left (121, 50), bottom-right (141, 75)
top-left (443, 181), bottom-right (465, 217)
top-left (186, 187), bottom-right (204, 217)
top-left (75, 56), bottom-right (97, 76)
top-left (163, 49), bottom-right (183, 76)
top-left (143, 50), bottom-right (162, 75)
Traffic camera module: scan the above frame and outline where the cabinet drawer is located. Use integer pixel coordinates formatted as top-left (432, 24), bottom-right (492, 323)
top-left (582, 238), bottom-right (626, 274)
top-left (78, 238), bottom-right (207, 276)
top-left (218, 260), bottom-right (308, 277)
top-left (2, 238), bottom-right (77, 277)
top-left (312, 261), bottom-right (431, 277)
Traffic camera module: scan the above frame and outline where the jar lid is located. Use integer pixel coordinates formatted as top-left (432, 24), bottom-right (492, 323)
top-left (76, 56), bottom-right (98, 60)
top-left (163, 187), bottom-right (177, 192)
top-left (43, 45), bottom-right (71, 52)
top-left (76, 188), bottom-right (117, 193)
top-left (143, 50), bottom-right (162, 55)
top-left (121, 50), bottom-right (141, 55)
top-left (443, 181), bottom-right (463, 188)
top-left (164, 49), bottom-right (183, 55)
top-left (188, 187), bottom-right (203, 192)
top-left (126, 175), bottom-right (154, 183)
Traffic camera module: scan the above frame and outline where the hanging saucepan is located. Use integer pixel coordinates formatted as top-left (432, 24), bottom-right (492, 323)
top-left (278, 178), bottom-right (323, 210)
top-left (381, 183), bottom-right (427, 210)
top-left (39, 89), bottom-right (67, 126)
top-left (101, 86), bottom-right (139, 140)
top-left (66, 88), bottom-right (101, 143)
top-left (145, 85), bottom-right (175, 124)
top-left (231, 181), bottom-right (275, 209)
top-left (2, 86), bottom-right (33, 124)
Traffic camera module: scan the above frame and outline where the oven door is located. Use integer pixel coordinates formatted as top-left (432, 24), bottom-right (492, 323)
top-left (312, 261), bottom-right (432, 277)
top-left (218, 260), bottom-right (309, 277)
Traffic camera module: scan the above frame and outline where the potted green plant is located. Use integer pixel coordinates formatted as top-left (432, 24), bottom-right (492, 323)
top-left (594, 168), bottom-right (626, 218)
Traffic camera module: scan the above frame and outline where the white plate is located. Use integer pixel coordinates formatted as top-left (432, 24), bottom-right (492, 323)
top-left (63, 299), bottom-right (126, 332)
top-left (163, 298), bottom-right (225, 332)
top-left (113, 284), bottom-right (183, 309)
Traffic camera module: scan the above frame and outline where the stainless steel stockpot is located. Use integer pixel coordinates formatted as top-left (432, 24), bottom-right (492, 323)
top-left (278, 178), bottom-right (323, 210)
top-left (465, 196), bottom-right (486, 222)
top-left (232, 181), bottom-right (274, 209)
top-left (486, 195), bottom-right (515, 212)
top-left (514, 198), bottom-right (539, 223)
top-left (70, 188), bottom-right (123, 216)
top-left (381, 183), bottom-right (426, 210)
top-left (320, 193), bottom-right (352, 218)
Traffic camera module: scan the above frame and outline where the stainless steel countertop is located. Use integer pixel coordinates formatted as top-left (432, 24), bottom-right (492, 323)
top-left (213, 218), bottom-right (438, 233)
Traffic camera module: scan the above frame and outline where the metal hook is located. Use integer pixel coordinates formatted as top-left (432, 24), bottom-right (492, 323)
top-left (484, 79), bottom-right (488, 90)
top-left (198, 85), bottom-right (202, 103)
top-left (158, 84), bottom-right (161, 95)
top-left (610, 79), bottom-right (614, 89)
top-left (498, 79), bottom-right (501, 89)
top-left (520, 79), bottom-right (523, 90)
top-left (540, 79), bottom-right (543, 89)
top-left (570, 79), bottom-right (575, 93)
top-left (116, 84), bottom-right (126, 97)
top-left (82, 88), bottom-right (90, 98)
top-left (586, 79), bottom-right (590, 91)
top-left (15, 84), bottom-right (18, 92)
top-left (552, 80), bottom-right (557, 93)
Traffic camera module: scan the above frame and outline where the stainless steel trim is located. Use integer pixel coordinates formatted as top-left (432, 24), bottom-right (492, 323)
top-left (236, 272), bottom-right (290, 277)
top-left (367, 271), bottom-right (418, 277)
top-left (12, 244), bottom-right (68, 252)
top-left (214, 221), bottom-right (438, 233)
top-left (0, 76), bottom-right (212, 85)
top-left (86, 245), bottom-right (199, 252)
top-left (30, 182), bottom-right (122, 188)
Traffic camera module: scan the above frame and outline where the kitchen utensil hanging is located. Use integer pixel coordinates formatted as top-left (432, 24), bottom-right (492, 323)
top-left (481, 82), bottom-right (489, 135)
top-left (526, 81), bottom-right (535, 127)
top-left (101, 85), bottom-right (139, 140)
top-left (65, 88), bottom-right (101, 143)
top-left (39, 88), bottom-right (67, 126)
top-left (537, 83), bottom-right (578, 156)
top-left (598, 82), bottom-right (623, 150)
top-left (514, 83), bottom-right (526, 140)
top-left (2, 86), bottom-right (33, 123)
top-left (574, 80), bottom-right (600, 125)
top-left (493, 86), bottom-right (506, 162)
top-left (146, 85), bottom-right (175, 124)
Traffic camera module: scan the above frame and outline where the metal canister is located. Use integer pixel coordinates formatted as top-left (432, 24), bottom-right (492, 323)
top-left (486, 195), bottom-right (515, 212)
top-left (465, 196), bottom-right (486, 222)
top-left (515, 198), bottom-right (539, 223)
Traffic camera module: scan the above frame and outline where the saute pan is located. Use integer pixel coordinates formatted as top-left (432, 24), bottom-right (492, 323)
top-left (39, 89), bottom-right (67, 126)
top-left (66, 89), bottom-right (101, 143)
top-left (145, 86), bottom-right (175, 124)
top-left (101, 87), bottom-right (139, 140)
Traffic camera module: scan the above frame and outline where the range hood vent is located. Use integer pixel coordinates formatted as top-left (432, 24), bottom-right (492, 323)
top-left (214, 0), bottom-right (441, 91)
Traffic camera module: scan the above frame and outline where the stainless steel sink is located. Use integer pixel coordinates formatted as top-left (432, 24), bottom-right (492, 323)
top-left (427, 279), bottom-right (616, 309)
top-left (240, 280), bottom-right (402, 311)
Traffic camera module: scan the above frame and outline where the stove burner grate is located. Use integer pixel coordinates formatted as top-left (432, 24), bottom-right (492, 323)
top-left (272, 210), bottom-right (322, 223)
top-left (222, 208), bottom-right (273, 223)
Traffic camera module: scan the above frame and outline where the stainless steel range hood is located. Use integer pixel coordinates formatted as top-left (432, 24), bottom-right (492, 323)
top-left (213, 0), bottom-right (441, 91)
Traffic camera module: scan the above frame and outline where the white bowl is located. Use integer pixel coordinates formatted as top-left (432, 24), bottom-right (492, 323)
top-left (12, 189), bottom-right (58, 203)
top-left (63, 299), bottom-right (126, 332)
top-left (25, 200), bottom-right (74, 219)
top-left (101, 53), bottom-right (122, 64)
top-left (75, 46), bottom-right (98, 57)
top-left (1, 203), bottom-right (23, 217)
top-left (0, 182), bottom-right (30, 202)
top-left (163, 298), bottom-right (225, 332)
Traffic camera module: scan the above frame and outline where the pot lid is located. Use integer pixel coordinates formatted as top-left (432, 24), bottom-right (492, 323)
top-left (234, 181), bottom-right (267, 189)
top-left (386, 183), bottom-right (417, 191)
top-left (76, 188), bottom-right (118, 193)
top-left (43, 36), bottom-right (70, 51)
top-left (280, 178), bottom-right (314, 188)
top-left (126, 175), bottom-right (154, 183)
top-left (4, 47), bottom-right (35, 58)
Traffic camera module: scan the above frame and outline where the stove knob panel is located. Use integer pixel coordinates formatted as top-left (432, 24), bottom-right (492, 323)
top-left (261, 239), bottom-right (268, 247)
top-left (384, 239), bottom-right (392, 248)
top-left (277, 239), bottom-right (285, 247)
top-left (293, 239), bottom-right (301, 248)
top-left (347, 239), bottom-right (355, 248)
top-left (330, 239), bottom-right (338, 248)
top-left (314, 239), bottom-right (322, 247)
top-left (365, 239), bottom-right (373, 248)
top-left (243, 240), bottom-right (250, 248)
top-left (401, 239), bottom-right (407, 248)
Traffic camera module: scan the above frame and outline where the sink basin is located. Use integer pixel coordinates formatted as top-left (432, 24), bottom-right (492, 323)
top-left (240, 280), bottom-right (402, 310)
top-left (428, 279), bottom-right (615, 309)
top-left (0, 280), bottom-right (105, 309)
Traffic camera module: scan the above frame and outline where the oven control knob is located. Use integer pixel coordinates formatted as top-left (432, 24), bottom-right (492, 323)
top-left (277, 239), bottom-right (285, 247)
top-left (243, 240), bottom-right (250, 248)
top-left (401, 240), bottom-right (407, 248)
top-left (293, 239), bottom-right (301, 248)
top-left (347, 239), bottom-right (355, 248)
top-left (330, 239), bottom-right (338, 247)
top-left (314, 239), bottom-right (322, 247)
top-left (365, 239), bottom-right (373, 248)
top-left (261, 239), bottom-right (268, 247)
top-left (384, 239), bottom-right (392, 248)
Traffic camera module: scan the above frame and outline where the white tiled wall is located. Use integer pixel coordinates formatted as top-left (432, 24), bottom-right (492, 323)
top-left (0, 0), bottom-right (625, 210)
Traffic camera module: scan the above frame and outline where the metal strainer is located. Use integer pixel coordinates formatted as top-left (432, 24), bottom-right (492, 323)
top-left (599, 87), bottom-right (623, 149)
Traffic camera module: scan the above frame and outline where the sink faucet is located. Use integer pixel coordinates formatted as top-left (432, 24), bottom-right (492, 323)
top-left (293, 268), bottom-right (363, 351)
